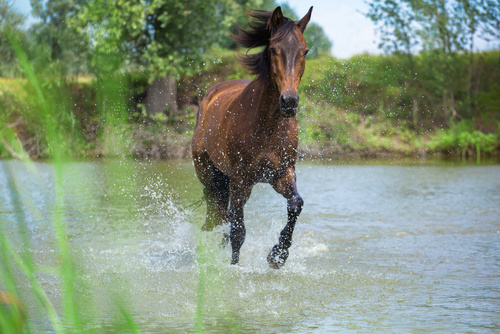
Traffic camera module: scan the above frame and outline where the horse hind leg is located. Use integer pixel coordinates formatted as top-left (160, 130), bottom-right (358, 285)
top-left (202, 164), bottom-right (230, 232)
top-left (226, 178), bottom-right (254, 265)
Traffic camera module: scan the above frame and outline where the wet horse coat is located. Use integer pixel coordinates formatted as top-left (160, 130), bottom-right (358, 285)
top-left (192, 6), bottom-right (312, 268)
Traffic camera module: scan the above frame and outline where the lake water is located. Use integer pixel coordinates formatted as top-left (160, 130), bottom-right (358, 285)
top-left (1, 159), bottom-right (499, 333)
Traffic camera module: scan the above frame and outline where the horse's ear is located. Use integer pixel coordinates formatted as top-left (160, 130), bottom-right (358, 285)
top-left (298, 6), bottom-right (313, 33)
top-left (270, 6), bottom-right (284, 32)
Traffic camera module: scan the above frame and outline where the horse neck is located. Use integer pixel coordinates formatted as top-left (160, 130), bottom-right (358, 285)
top-left (249, 75), bottom-right (281, 120)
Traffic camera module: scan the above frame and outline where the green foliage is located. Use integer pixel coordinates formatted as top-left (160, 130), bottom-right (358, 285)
top-left (301, 54), bottom-right (405, 116)
top-left (366, 0), bottom-right (500, 124)
top-left (429, 121), bottom-right (499, 159)
top-left (301, 50), bottom-right (500, 129)
top-left (0, 1), bottom-right (27, 77)
top-left (0, 31), bottom-right (86, 159)
top-left (482, 0), bottom-right (500, 40)
top-left (367, 0), bottom-right (497, 55)
top-left (297, 95), bottom-right (423, 157)
top-left (178, 48), bottom-right (249, 101)
top-left (478, 84), bottom-right (500, 114)
top-left (29, 0), bottom-right (91, 75)
top-left (303, 23), bottom-right (333, 59)
top-left (297, 50), bottom-right (500, 158)
top-left (298, 100), bottom-right (356, 151)
top-left (72, 0), bottom-right (260, 81)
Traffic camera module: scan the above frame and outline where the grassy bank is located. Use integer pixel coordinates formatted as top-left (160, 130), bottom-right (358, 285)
top-left (1, 50), bottom-right (499, 161)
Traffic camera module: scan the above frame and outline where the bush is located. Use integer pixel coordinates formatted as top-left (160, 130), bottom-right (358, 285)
top-left (429, 121), bottom-right (499, 158)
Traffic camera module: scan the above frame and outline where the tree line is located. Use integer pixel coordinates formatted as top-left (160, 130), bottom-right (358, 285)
top-left (367, 0), bottom-right (500, 125)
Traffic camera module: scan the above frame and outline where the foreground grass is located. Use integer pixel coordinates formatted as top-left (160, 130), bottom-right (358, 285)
top-left (0, 35), bottom-right (142, 333)
top-left (0, 32), bottom-right (232, 334)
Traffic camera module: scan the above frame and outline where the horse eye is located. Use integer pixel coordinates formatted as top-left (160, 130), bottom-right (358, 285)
top-left (304, 49), bottom-right (309, 56)
top-left (270, 47), bottom-right (278, 55)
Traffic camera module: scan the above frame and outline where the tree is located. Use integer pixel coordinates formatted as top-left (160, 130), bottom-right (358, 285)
top-left (30, 0), bottom-right (90, 75)
top-left (479, 0), bottom-right (500, 41)
top-left (73, 0), bottom-right (263, 116)
top-left (0, 0), bottom-right (23, 27)
top-left (367, 0), bottom-right (421, 126)
top-left (454, 0), bottom-right (481, 113)
top-left (303, 22), bottom-right (333, 59)
top-left (0, 0), bottom-right (26, 77)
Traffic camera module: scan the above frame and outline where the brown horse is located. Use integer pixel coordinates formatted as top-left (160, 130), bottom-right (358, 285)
top-left (192, 6), bottom-right (312, 268)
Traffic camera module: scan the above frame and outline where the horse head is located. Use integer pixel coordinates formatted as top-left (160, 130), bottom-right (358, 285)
top-left (268, 6), bottom-right (312, 117)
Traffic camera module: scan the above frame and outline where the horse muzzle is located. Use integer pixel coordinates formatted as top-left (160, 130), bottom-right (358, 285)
top-left (279, 92), bottom-right (299, 117)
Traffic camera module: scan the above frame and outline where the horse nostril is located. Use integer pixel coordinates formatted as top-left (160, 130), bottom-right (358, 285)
top-left (279, 95), bottom-right (288, 107)
top-left (280, 92), bottom-right (299, 109)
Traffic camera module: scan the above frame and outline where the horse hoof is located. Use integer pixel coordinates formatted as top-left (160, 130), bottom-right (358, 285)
top-left (267, 246), bottom-right (289, 269)
top-left (231, 253), bottom-right (240, 265)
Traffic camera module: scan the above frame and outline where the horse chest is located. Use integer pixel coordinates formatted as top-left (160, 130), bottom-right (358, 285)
top-left (254, 152), bottom-right (290, 182)
top-left (241, 133), bottom-right (295, 180)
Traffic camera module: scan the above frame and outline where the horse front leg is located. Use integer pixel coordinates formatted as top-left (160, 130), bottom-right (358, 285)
top-left (268, 168), bottom-right (304, 269)
top-left (228, 180), bottom-right (253, 265)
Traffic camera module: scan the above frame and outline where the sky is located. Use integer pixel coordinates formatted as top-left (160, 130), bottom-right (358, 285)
top-left (284, 0), bottom-right (499, 58)
top-left (282, 0), bottom-right (381, 58)
top-left (12, 0), bottom-right (500, 59)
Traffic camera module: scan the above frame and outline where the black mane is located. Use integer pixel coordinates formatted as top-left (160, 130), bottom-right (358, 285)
top-left (232, 9), bottom-right (295, 77)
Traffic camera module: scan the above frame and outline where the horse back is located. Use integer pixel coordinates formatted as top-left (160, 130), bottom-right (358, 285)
top-left (196, 79), bottom-right (249, 118)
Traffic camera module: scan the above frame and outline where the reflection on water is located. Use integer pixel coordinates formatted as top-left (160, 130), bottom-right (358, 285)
top-left (1, 159), bottom-right (499, 333)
